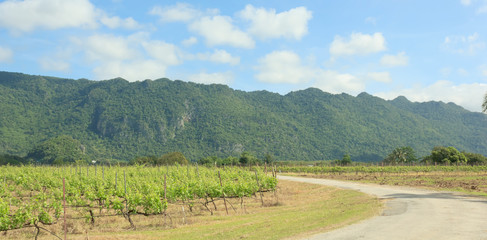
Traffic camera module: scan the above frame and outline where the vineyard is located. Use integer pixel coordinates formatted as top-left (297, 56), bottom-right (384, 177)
top-left (0, 165), bottom-right (277, 238)
top-left (4, 164), bottom-right (486, 239)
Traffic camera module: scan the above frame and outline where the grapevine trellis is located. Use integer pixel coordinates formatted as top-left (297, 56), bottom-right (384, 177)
top-left (0, 165), bottom-right (278, 235)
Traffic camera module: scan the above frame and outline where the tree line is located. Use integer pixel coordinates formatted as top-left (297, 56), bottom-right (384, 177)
top-left (381, 146), bottom-right (487, 165)
top-left (0, 135), bottom-right (276, 166)
top-left (1, 134), bottom-right (485, 166)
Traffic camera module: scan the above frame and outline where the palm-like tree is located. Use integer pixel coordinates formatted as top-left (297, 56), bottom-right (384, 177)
top-left (483, 93), bottom-right (487, 113)
top-left (383, 146), bottom-right (417, 165)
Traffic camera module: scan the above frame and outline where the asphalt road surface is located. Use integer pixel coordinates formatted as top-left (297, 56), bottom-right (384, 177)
top-left (278, 175), bottom-right (487, 240)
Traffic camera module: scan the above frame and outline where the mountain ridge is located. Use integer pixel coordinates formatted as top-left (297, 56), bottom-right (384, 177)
top-left (1, 71), bottom-right (486, 162)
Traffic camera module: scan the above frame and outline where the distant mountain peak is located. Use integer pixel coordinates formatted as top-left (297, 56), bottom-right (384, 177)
top-left (357, 92), bottom-right (373, 98)
top-left (391, 95), bottom-right (410, 104)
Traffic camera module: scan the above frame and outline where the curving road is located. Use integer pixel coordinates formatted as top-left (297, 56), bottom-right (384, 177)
top-left (278, 175), bottom-right (487, 240)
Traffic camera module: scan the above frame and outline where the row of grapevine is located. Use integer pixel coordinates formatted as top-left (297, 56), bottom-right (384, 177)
top-left (0, 165), bottom-right (277, 233)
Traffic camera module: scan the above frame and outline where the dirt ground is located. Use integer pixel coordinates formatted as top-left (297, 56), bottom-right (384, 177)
top-left (291, 171), bottom-right (487, 196)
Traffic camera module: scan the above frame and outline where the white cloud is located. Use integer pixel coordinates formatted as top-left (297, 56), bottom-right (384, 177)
top-left (365, 17), bottom-right (377, 25)
top-left (440, 67), bottom-right (452, 76)
top-left (255, 50), bottom-right (311, 84)
top-left (0, 0), bottom-right (97, 33)
top-left (255, 50), bottom-right (367, 93)
top-left (73, 34), bottom-right (137, 61)
top-left (182, 37), bottom-right (198, 47)
top-left (73, 33), bottom-right (181, 81)
top-left (239, 5), bottom-right (312, 40)
top-left (457, 68), bottom-right (469, 76)
top-left (375, 80), bottom-right (487, 112)
top-left (189, 15), bottom-right (255, 48)
top-left (39, 57), bottom-right (69, 72)
top-left (93, 60), bottom-right (165, 81)
top-left (0, 0), bottom-right (145, 33)
top-left (196, 50), bottom-right (240, 65)
top-left (141, 40), bottom-right (181, 65)
top-left (442, 32), bottom-right (485, 55)
top-left (314, 70), bottom-right (365, 94)
top-left (478, 4), bottom-right (487, 13)
top-left (330, 32), bottom-right (387, 57)
top-left (460, 0), bottom-right (487, 13)
top-left (367, 72), bottom-right (392, 83)
top-left (381, 52), bottom-right (409, 67)
top-left (149, 3), bottom-right (202, 23)
top-left (187, 71), bottom-right (233, 85)
top-left (0, 46), bottom-right (13, 62)
top-left (100, 15), bottom-right (142, 30)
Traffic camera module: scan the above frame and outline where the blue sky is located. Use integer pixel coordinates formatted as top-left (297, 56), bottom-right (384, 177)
top-left (0, 0), bottom-right (486, 111)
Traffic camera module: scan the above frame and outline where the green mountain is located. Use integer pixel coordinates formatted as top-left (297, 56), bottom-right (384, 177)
top-left (1, 71), bottom-right (486, 162)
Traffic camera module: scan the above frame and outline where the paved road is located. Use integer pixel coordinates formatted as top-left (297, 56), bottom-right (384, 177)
top-left (278, 175), bottom-right (487, 240)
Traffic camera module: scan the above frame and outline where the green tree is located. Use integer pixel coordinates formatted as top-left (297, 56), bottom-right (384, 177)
top-left (221, 156), bottom-right (239, 166)
top-left (197, 156), bottom-right (219, 166)
top-left (26, 135), bottom-right (85, 165)
top-left (463, 152), bottom-right (487, 165)
top-left (263, 153), bottom-right (275, 164)
top-left (422, 146), bottom-right (467, 165)
top-left (340, 154), bottom-right (352, 166)
top-left (130, 156), bottom-right (157, 165)
top-left (383, 147), bottom-right (417, 165)
top-left (239, 152), bottom-right (252, 165)
top-left (198, 156), bottom-right (239, 166)
top-left (156, 152), bottom-right (188, 165)
top-left (0, 154), bottom-right (28, 165)
top-left (239, 152), bottom-right (261, 165)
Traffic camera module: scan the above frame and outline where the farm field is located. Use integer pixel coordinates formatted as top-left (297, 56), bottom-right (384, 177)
top-left (0, 165), bottom-right (380, 239)
top-left (279, 165), bottom-right (487, 196)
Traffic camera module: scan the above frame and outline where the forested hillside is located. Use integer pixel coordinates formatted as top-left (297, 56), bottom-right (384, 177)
top-left (1, 71), bottom-right (486, 162)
